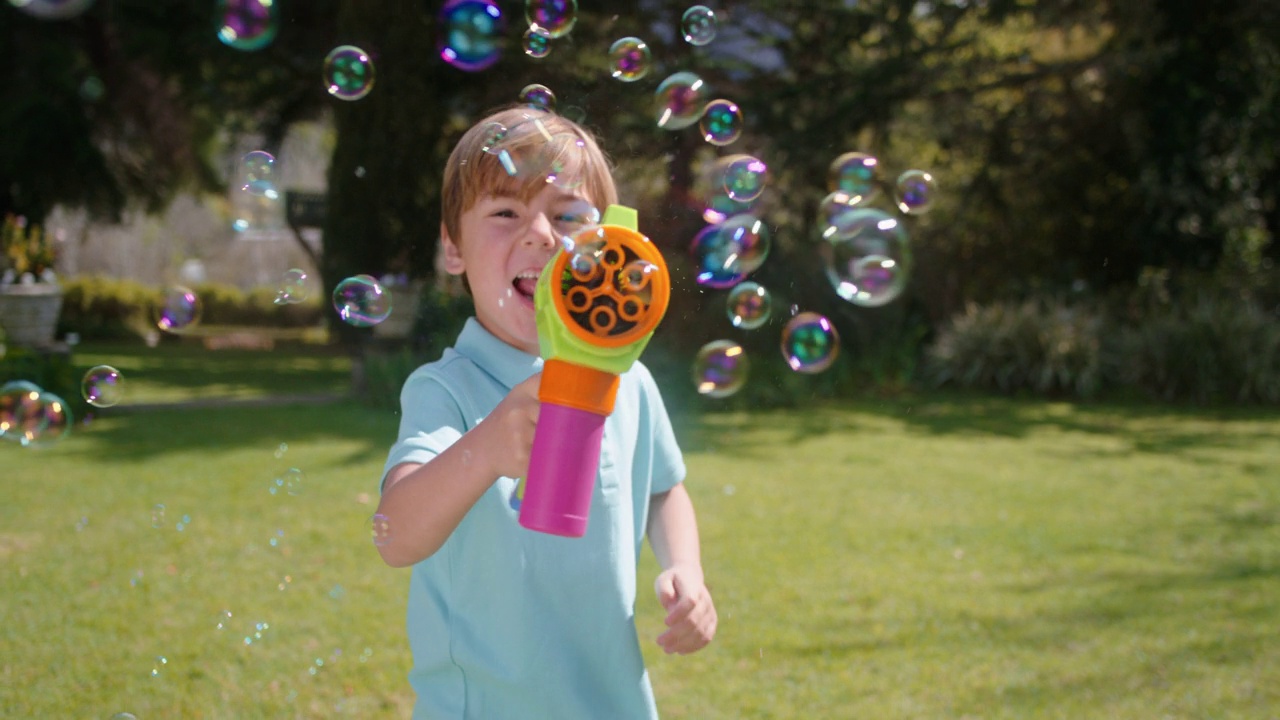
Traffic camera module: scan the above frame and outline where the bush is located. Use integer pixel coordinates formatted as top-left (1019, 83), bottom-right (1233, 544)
top-left (925, 298), bottom-right (1109, 398)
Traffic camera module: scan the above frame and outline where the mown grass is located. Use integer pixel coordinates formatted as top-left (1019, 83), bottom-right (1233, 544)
top-left (2, 342), bottom-right (1278, 719)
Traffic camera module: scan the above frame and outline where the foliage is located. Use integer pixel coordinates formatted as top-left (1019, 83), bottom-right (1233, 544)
top-left (1, 214), bottom-right (58, 281)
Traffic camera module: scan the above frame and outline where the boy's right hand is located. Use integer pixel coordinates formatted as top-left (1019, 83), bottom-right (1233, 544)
top-left (479, 373), bottom-right (542, 480)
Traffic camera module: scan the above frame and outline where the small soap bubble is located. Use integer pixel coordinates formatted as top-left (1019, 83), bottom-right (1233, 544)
top-left (439, 0), bottom-right (505, 71)
top-left (821, 207), bottom-right (911, 307)
top-left (354, 166), bottom-right (367, 178)
top-left (726, 281), bottom-right (772, 330)
top-left (655, 72), bottom-right (707, 130)
top-left (176, 513), bottom-right (191, 532)
top-left (359, 647), bottom-right (374, 663)
top-left (525, 0), bottom-right (577, 38)
top-left (10, 0), bottom-right (95, 20)
top-left (75, 515), bottom-right (89, 532)
top-left (323, 45), bottom-right (376, 101)
top-left (151, 656), bottom-right (168, 678)
top-left (129, 569), bottom-right (145, 587)
top-left (151, 504), bottom-right (166, 529)
top-left (217, 0), bottom-right (278, 51)
top-left (110, 713), bottom-right (138, 720)
top-left (273, 269), bottom-right (308, 305)
top-left (895, 169), bottom-right (937, 215)
top-left (689, 225), bottom-right (746, 289)
top-left (479, 122), bottom-right (508, 155)
top-left (717, 214), bottom-right (771, 276)
top-left (282, 468), bottom-right (304, 496)
top-left (269, 529), bottom-right (285, 548)
top-left (215, 609), bottom-right (233, 631)
top-left (333, 274), bottom-right (393, 327)
top-left (155, 286), bottom-right (201, 332)
top-left (699, 99), bottom-right (743, 146)
top-left (781, 312), bottom-right (840, 373)
top-left (237, 151), bottom-right (276, 195)
top-left (722, 155), bottom-right (768, 202)
top-left (371, 513), bottom-right (393, 547)
top-left (608, 37), bottom-right (651, 82)
top-left (523, 25), bottom-right (552, 58)
top-left (681, 5), bottom-right (718, 46)
top-left (81, 365), bottom-right (124, 408)
top-left (274, 442), bottom-right (288, 459)
top-left (518, 83), bottom-right (556, 112)
top-left (693, 340), bottom-right (749, 398)
top-left (828, 152), bottom-right (880, 202)
top-left (277, 574), bottom-right (293, 591)
top-left (616, 259), bottom-right (659, 294)
top-left (329, 584), bottom-right (347, 601)
top-left (78, 76), bottom-right (105, 103)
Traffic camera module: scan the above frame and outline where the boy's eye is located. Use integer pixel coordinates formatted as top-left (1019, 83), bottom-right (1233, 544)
top-left (492, 209), bottom-right (517, 218)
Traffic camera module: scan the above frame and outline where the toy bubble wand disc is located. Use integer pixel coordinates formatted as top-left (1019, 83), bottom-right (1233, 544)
top-left (518, 205), bottom-right (671, 537)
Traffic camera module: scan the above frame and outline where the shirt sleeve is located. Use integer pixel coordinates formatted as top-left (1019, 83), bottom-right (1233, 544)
top-left (381, 366), bottom-right (467, 492)
top-left (633, 361), bottom-right (686, 495)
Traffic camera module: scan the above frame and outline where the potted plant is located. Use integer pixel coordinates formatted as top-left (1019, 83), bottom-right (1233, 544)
top-left (0, 214), bottom-right (64, 347)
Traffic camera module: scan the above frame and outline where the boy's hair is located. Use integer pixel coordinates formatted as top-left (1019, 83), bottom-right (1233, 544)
top-left (442, 106), bottom-right (619, 251)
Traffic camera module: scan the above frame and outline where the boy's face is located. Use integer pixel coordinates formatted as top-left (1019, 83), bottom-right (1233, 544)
top-left (442, 181), bottom-right (599, 355)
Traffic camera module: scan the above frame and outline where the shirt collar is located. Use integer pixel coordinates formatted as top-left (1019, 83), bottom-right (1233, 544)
top-left (453, 317), bottom-right (543, 390)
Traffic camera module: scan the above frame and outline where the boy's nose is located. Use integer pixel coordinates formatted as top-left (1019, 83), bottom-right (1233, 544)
top-left (523, 212), bottom-right (557, 249)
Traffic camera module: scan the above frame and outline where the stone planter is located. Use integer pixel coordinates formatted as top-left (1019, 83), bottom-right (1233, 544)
top-left (0, 283), bottom-right (64, 347)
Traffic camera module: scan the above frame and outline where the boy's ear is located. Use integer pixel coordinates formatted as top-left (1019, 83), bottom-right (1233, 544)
top-left (440, 223), bottom-right (465, 275)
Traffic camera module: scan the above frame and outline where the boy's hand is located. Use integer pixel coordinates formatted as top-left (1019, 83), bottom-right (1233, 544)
top-left (481, 373), bottom-right (541, 480)
top-left (654, 564), bottom-right (717, 655)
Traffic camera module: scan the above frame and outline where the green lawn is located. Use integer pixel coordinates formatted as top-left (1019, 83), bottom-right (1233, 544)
top-left (2, 343), bottom-right (1278, 719)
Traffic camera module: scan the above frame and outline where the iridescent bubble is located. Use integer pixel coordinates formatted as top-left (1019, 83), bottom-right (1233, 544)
top-left (818, 190), bottom-right (862, 231)
top-left (717, 214), bottom-right (771, 275)
top-left (692, 340), bottom-right (749, 398)
top-left (479, 122), bottom-right (508, 154)
top-left (10, 0), bottom-right (95, 20)
top-left (722, 155), bottom-right (768, 202)
top-left (699, 99), bottom-right (743, 146)
top-left (16, 391), bottom-right (71, 447)
top-left (523, 25), bottom-right (552, 58)
top-left (81, 365), bottom-right (124, 408)
top-left (273, 268), bottom-right (309, 305)
top-left (726, 281), bottom-right (772, 330)
top-left (371, 513), bottom-right (393, 547)
top-left (553, 200), bottom-right (602, 249)
top-left (821, 207), bottom-right (911, 307)
top-left (702, 191), bottom-right (757, 225)
top-left (689, 225), bottom-right (746, 289)
top-left (609, 37), bottom-right (651, 82)
top-left (216, 0), bottom-right (278, 51)
top-left (518, 83), bottom-right (556, 112)
top-left (895, 169), bottom-right (937, 215)
top-left (439, 0), bottom-right (505, 72)
top-left (237, 151), bottom-right (275, 195)
top-left (655, 72), bottom-right (707, 130)
top-left (151, 655), bottom-right (168, 678)
top-left (332, 274), bottom-right (392, 327)
top-left (323, 45), bottom-right (376, 101)
top-left (155, 286), bottom-right (201, 332)
top-left (828, 152), bottom-right (880, 202)
top-left (273, 442), bottom-right (288, 459)
top-left (215, 609), bottom-right (233, 631)
top-left (268, 529), bottom-right (285, 548)
top-left (0, 381), bottom-right (42, 443)
top-left (282, 468), bottom-right (304, 496)
top-left (681, 5), bottom-right (718, 46)
top-left (151, 504), bottom-right (166, 529)
top-left (525, 0), bottom-right (577, 39)
top-left (781, 312), bottom-right (840, 373)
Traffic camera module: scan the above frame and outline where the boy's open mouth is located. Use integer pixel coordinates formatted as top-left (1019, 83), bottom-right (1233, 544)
top-left (513, 271), bottom-right (539, 302)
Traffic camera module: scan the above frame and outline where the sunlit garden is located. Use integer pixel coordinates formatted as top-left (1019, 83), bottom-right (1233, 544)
top-left (3, 0), bottom-right (1279, 718)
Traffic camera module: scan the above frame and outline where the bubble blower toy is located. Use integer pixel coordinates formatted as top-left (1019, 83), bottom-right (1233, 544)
top-left (518, 204), bottom-right (671, 537)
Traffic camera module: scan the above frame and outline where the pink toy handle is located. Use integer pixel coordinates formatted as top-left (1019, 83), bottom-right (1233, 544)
top-left (518, 402), bottom-right (605, 537)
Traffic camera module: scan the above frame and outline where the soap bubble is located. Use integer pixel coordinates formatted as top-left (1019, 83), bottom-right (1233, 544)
top-left (894, 169), bottom-right (937, 215)
top-left (109, 713), bottom-right (138, 720)
top-left (439, 0), bottom-right (505, 72)
top-left (10, 0), bottom-right (95, 20)
top-left (689, 225), bottom-right (746, 289)
top-left (155, 286), bottom-right (201, 332)
top-left (518, 83), bottom-right (556, 112)
top-left (523, 25), bottom-right (552, 58)
top-left (150, 655), bottom-right (168, 678)
top-left (717, 214), bottom-right (771, 275)
top-left (371, 513), bottom-right (393, 547)
top-left (333, 275), bottom-right (392, 327)
top-left (151, 504), bottom-right (166, 529)
top-left (274, 269), bottom-right (309, 305)
top-left (216, 0), bottom-right (278, 51)
top-left (12, 390), bottom-right (71, 446)
top-left (81, 365), bottom-right (124, 408)
top-left (726, 282), bottom-right (772, 330)
top-left (609, 37), bottom-right (651, 82)
top-left (655, 72), bottom-right (707, 130)
top-left (681, 5), bottom-right (718, 46)
top-left (781, 312), bottom-right (840, 373)
top-left (693, 340), bottom-right (749, 398)
top-left (699, 99), bottom-right (743, 146)
top-left (237, 151), bottom-right (276, 195)
top-left (525, 0), bottom-right (577, 39)
top-left (0, 381), bottom-right (42, 443)
top-left (282, 468), bottom-right (304, 496)
top-left (818, 190), bottom-right (863, 231)
top-left (703, 191), bottom-right (757, 225)
top-left (821, 207), bottom-right (911, 307)
top-left (215, 610), bottom-right (233, 631)
top-left (722, 155), bottom-right (768, 202)
top-left (828, 152), bottom-right (880, 202)
top-left (323, 45), bottom-right (376, 100)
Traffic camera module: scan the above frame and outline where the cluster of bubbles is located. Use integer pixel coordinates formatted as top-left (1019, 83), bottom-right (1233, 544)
top-left (0, 380), bottom-right (71, 447)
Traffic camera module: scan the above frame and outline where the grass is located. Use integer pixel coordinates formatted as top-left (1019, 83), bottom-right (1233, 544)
top-left (2, 342), bottom-right (1278, 718)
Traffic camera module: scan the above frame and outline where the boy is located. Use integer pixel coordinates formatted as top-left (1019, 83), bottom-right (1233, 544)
top-left (376, 106), bottom-right (717, 719)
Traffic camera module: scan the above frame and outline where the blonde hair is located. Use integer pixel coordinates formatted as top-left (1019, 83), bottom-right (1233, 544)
top-left (442, 106), bottom-right (619, 250)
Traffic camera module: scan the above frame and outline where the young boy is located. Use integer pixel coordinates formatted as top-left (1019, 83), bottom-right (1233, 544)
top-left (377, 106), bottom-right (717, 719)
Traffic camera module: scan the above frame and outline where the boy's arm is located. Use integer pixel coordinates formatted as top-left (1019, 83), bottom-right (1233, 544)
top-left (647, 483), bottom-right (718, 654)
top-left (375, 373), bottom-right (542, 568)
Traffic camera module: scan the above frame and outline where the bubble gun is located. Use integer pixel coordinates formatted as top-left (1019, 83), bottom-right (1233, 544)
top-left (517, 205), bottom-right (671, 537)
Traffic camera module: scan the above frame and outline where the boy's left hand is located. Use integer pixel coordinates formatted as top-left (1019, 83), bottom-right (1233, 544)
top-left (654, 564), bottom-right (717, 655)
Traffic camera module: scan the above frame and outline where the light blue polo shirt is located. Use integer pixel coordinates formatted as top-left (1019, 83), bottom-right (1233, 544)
top-left (382, 318), bottom-right (686, 720)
